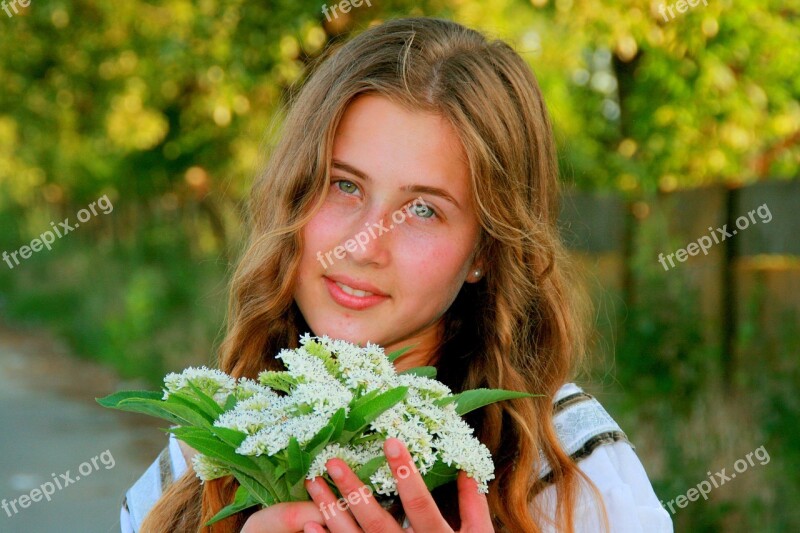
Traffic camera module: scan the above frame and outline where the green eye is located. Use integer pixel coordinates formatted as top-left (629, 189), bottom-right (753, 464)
top-left (336, 180), bottom-right (358, 194)
top-left (409, 202), bottom-right (436, 219)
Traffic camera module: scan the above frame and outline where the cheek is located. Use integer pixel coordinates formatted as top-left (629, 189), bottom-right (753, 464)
top-left (395, 234), bottom-right (470, 293)
top-left (303, 206), bottom-right (346, 255)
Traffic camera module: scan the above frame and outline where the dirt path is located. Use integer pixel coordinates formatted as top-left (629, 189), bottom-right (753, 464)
top-left (0, 322), bottom-right (169, 533)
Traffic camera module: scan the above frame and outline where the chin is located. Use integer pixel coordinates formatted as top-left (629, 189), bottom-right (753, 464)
top-left (305, 317), bottom-right (368, 344)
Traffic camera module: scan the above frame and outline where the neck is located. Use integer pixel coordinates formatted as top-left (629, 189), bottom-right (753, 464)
top-left (384, 321), bottom-right (443, 373)
top-left (393, 348), bottom-right (439, 373)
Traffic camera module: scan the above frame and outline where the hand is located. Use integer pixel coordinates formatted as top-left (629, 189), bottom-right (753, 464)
top-left (301, 437), bottom-right (494, 533)
top-left (240, 501), bottom-right (326, 533)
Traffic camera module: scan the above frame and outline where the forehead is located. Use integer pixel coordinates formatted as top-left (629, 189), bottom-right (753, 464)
top-left (332, 94), bottom-right (472, 199)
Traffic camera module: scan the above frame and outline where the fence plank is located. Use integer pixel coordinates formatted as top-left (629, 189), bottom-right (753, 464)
top-left (734, 181), bottom-right (800, 256)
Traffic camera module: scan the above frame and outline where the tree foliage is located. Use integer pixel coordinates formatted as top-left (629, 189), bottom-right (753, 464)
top-left (1, 0), bottom-right (797, 225)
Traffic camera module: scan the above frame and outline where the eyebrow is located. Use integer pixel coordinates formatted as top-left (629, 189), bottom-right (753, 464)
top-left (331, 159), bottom-right (462, 209)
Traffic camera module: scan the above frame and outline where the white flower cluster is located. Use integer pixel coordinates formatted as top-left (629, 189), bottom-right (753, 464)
top-left (162, 365), bottom-right (237, 406)
top-left (168, 335), bottom-right (496, 496)
top-left (364, 384), bottom-right (495, 495)
top-left (306, 441), bottom-right (384, 480)
top-left (192, 453), bottom-right (228, 482)
top-left (293, 335), bottom-right (493, 495)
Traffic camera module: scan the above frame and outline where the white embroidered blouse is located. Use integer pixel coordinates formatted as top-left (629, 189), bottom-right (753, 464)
top-left (120, 383), bottom-right (673, 532)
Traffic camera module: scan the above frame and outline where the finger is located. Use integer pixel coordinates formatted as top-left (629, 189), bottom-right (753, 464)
top-left (384, 438), bottom-right (450, 533)
top-left (305, 476), bottom-right (361, 533)
top-left (456, 471), bottom-right (493, 531)
top-left (241, 501), bottom-right (325, 533)
top-left (326, 458), bottom-right (404, 533)
top-left (304, 522), bottom-right (330, 533)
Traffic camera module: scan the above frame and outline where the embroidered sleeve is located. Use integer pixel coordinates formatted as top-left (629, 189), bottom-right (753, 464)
top-left (533, 383), bottom-right (673, 532)
top-left (119, 433), bottom-right (188, 532)
top-left (538, 383), bottom-right (631, 480)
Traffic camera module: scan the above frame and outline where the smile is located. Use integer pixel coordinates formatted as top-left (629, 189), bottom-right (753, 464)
top-left (323, 276), bottom-right (389, 310)
top-left (334, 281), bottom-right (375, 298)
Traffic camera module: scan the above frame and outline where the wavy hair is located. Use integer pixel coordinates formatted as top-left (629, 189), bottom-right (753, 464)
top-left (142, 16), bottom-right (605, 533)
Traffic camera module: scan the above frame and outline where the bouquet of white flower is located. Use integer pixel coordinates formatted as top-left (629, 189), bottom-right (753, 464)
top-left (98, 334), bottom-right (534, 525)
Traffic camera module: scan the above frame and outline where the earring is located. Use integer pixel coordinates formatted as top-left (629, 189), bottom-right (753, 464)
top-left (473, 268), bottom-right (482, 279)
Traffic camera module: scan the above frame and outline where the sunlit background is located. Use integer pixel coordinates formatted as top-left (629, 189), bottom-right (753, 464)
top-left (0, 1), bottom-right (798, 531)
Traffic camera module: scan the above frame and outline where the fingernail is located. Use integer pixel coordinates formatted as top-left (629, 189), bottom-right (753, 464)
top-left (307, 478), bottom-right (322, 496)
top-left (327, 462), bottom-right (344, 480)
top-left (385, 439), bottom-right (401, 459)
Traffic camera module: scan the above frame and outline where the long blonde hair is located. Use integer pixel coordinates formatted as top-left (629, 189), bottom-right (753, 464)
top-left (142, 16), bottom-right (603, 532)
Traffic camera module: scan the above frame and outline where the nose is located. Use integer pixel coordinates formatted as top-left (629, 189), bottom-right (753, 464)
top-left (344, 204), bottom-right (395, 267)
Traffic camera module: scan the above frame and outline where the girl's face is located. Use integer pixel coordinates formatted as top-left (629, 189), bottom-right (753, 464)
top-left (294, 94), bottom-right (483, 370)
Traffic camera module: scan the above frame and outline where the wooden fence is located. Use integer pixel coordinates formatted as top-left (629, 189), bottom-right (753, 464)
top-left (559, 180), bottom-right (800, 386)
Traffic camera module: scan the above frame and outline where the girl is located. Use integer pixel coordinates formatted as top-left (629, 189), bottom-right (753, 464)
top-left (122, 17), bottom-right (672, 533)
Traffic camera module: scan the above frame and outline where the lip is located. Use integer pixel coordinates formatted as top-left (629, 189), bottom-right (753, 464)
top-left (323, 275), bottom-right (389, 311)
top-left (325, 274), bottom-right (388, 296)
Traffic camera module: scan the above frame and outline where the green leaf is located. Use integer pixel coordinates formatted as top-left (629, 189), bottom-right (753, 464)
top-left (96, 390), bottom-right (163, 407)
top-left (97, 391), bottom-right (185, 425)
top-left (169, 427), bottom-right (260, 476)
top-left (259, 371), bottom-right (298, 393)
top-left (355, 455), bottom-right (386, 485)
top-left (210, 426), bottom-right (248, 449)
top-left (176, 428), bottom-right (290, 502)
top-left (204, 485), bottom-right (260, 526)
top-left (185, 380), bottom-right (225, 417)
top-left (99, 394), bottom-right (207, 427)
top-left (350, 388), bottom-right (381, 410)
top-left (304, 408), bottom-right (345, 457)
top-left (250, 454), bottom-right (291, 502)
top-left (286, 437), bottom-right (313, 500)
top-left (232, 470), bottom-right (277, 506)
top-left (386, 344), bottom-right (416, 363)
top-left (158, 395), bottom-right (215, 427)
top-left (422, 460), bottom-right (459, 492)
top-left (399, 366), bottom-right (437, 378)
top-left (287, 437), bottom-right (311, 486)
top-left (434, 388), bottom-right (539, 415)
top-left (162, 392), bottom-right (216, 427)
top-left (223, 393), bottom-right (238, 411)
top-left (328, 407), bottom-right (346, 442)
top-left (288, 476), bottom-right (311, 501)
top-left (341, 386), bottom-right (408, 439)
